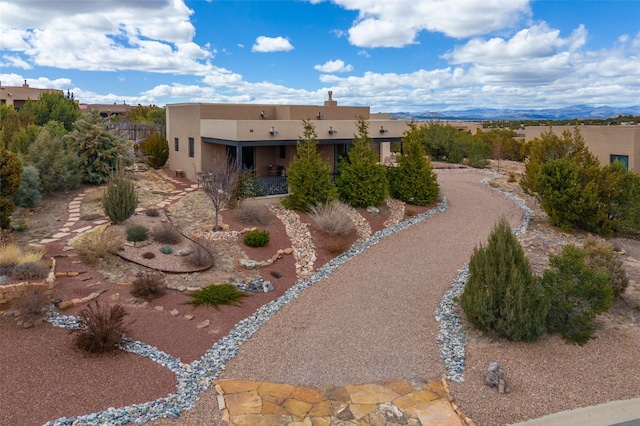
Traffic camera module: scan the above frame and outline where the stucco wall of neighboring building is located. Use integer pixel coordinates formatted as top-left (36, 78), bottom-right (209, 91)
top-left (523, 125), bottom-right (640, 171)
top-left (167, 104), bottom-right (202, 179)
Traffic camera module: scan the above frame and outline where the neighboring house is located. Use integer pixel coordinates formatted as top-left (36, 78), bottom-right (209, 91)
top-left (79, 102), bottom-right (134, 118)
top-left (0, 80), bottom-right (63, 109)
top-left (523, 125), bottom-right (640, 171)
top-left (167, 93), bottom-right (407, 193)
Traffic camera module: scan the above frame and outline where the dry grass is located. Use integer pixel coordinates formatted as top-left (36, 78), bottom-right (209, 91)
top-left (85, 187), bottom-right (106, 203)
top-left (12, 261), bottom-right (49, 281)
top-left (309, 201), bottom-right (354, 236)
top-left (131, 271), bottom-right (167, 301)
top-left (233, 202), bottom-right (273, 226)
top-left (73, 225), bottom-right (123, 265)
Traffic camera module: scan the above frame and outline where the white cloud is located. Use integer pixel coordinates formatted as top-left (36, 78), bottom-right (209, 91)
top-left (1, 54), bottom-right (31, 69)
top-left (314, 59), bottom-right (353, 73)
top-left (0, 0), bottom-right (213, 74)
top-left (0, 73), bottom-right (72, 89)
top-left (251, 36), bottom-right (294, 53)
top-left (324, 0), bottom-right (531, 48)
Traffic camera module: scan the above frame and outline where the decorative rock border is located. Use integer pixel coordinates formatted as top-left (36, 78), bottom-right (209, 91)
top-left (434, 170), bottom-right (532, 383)
top-left (0, 258), bottom-right (56, 311)
top-left (45, 197), bottom-right (449, 425)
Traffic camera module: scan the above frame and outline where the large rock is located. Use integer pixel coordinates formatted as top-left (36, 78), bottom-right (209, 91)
top-left (485, 362), bottom-right (510, 394)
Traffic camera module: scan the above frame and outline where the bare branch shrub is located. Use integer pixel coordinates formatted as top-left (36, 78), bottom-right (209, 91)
top-left (12, 289), bottom-right (50, 323)
top-left (131, 271), bottom-right (167, 301)
top-left (184, 244), bottom-right (214, 268)
top-left (72, 301), bottom-right (130, 354)
top-left (152, 223), bottom-right (182, 244)
top-left (233, 202), bottom-right (273, 226)
top-left (197, 156), bottom-right (241, 231)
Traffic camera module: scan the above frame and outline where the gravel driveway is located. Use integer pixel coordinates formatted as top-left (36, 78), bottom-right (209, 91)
top-left (219, 170), bottom-right (523, 386)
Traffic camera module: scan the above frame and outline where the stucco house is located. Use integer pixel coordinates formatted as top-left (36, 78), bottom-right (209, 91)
top-left (0, 80), bottom-right (63, 109)
top-left (523, 125), bottom-right (640, 171)
top-left (166, 93), bottom-right (406, 194)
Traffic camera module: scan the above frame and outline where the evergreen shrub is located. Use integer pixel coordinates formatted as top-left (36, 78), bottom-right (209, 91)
top-left (103, 168), bottom-right (138, 224)
top-left (138, 133), bottom-right (169, 169)
top-left (243, 229), bottom-right (270, 247)
top-left (460, 218), bottom-right (549, 341)
top-left (188, 283), bottom-right (248, 310)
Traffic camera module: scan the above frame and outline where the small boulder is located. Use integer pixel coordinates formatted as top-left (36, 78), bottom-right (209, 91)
top-left (485, 362), bottom-right (510, 394)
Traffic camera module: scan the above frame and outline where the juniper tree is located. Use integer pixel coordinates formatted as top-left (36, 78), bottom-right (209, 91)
top-left (336, 116), bottom-right (388, 207)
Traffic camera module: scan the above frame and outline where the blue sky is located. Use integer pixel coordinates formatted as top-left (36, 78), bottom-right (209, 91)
top-left (1, 0), bottom-right (639, 112)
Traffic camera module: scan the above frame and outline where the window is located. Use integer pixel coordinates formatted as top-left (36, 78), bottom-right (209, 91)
top-left (610, 154), bottom-right (629, 170)
top-left (174, 138), bottom-right (179, 152)
top-left (279, 145), bottom-right (286, 159)
top-left (188, 137), bottom-right (194, 158)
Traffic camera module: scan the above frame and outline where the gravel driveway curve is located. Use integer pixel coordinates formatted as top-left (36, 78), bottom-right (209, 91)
top-left (219, 170), bottom-right (523, 386)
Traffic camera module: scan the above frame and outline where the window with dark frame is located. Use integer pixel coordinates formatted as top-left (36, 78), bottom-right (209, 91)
top-left (188, 137), bottom-right (194, 157)
top-left (279, 145), bottom-right (286, 159)
top-left (174, 137), bottom-right (179, 152)
top-left (610, 154), bottom-right (629, 170)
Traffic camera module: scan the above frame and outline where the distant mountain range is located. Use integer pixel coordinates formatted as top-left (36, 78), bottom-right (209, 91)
top-left (391, 105), bottom-right (640, 121)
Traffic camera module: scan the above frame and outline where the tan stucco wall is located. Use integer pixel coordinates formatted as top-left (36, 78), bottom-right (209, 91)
top-left (167, 104), bottom-right (202, 180)
top-left (524, 125), bottom-right (640, 171)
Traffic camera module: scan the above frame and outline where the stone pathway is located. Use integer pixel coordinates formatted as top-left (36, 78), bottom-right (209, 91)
top-left (214, 379), bottom-right (472, 426)
top-left (38, 169), bottom-right (199, 246)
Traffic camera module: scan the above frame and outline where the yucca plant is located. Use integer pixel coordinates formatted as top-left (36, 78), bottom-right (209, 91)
top-left (102, 167), bottom-right (138, 224)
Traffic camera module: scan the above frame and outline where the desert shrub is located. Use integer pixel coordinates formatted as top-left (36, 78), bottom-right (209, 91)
top-left (11, 165), bottom-right (42, 208)
top-left (542, 244), bottom-right (613, 345)
top-left (126, 225), bottom-right (148, 242)
top-left (142, 252), bottom-right (155, 259)
top-left (12, 261), bottom-right (48, 281)
top-left (507, 171), bottom-right (517, 183)
top-left (138, 133), bottom-right (169, 169)
top-left (188, 283), bottom-right (248, 310)
top-left (0, 148), bottom-right (22, 229)
top-left (336, 117), bottom-right (388, 208)
top-left (322, 234), bottom-right (350, 255)
top-left (152, 223), bottom-right (182, 244)
top-left (460, 218), bottom-right (549, 341)
top-left (233, 202), bottom-right (272, 226)
top-left (24, 129), bottom-right (81, 195)
top-left (65, 110), bottom-right (132, 184)
top-left (230, 171), bottom-right (265, 206)
top-left (282, 120), bottom-right (337, 211)
top-left (388, 123), bottom-right (439, 206)
top-left (103, 168), bottom-right (138, 224)
top-left (309, 201), bottom-right (354, 236)
top-left (184, 245), bottom-right (213, 268)
top-left (12, 289), bottom-right (50, 323)
top-left (131, 271), bottom-right (166, 300)
top-left (72, 301), bottom-right (130, 354)
top-left (74, 226), bottom-right (122, 265)
top-left (13, 219), bottom-right (28, 232)
top-left (145, 208), bottom-right (160, 217)
top-left (243, 229), bottom-right (270, 247)
top-left (160, 245), bottom-right (173, 254)
top-left (582, 236), bottom-right (629, 298)
top-left (466, 139), bottom-right (491, 168)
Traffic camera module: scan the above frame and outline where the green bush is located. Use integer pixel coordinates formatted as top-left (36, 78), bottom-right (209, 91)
top-left (388, 122), bottom-right (439, 206)
top-left (282, 120), bottom-right (337, 211)
top-left (138, 133), bottom-right (169, 169)
top-left (103, 168), bottom-right (138, 224)
top-left (460, 218), bottom-right (549, 341)
top-left (243, 229), bottom-right (270, 247)
top-left (11, 165), bottom-right (42, 208)
top-left (0, 149), bottom-right (22, 229)
top-left (187, 283), bottom-right (248, 310)
top-left (126, 225), bottom-right (148, 242)
top-left (336, 116), bottom-right (388, 207)
top-left (72, 301), bottom-right (130, 353)
top-left (542, 244), bottom-right (613, 345)
top-left (131, 271), bottom-right (166, 301)
top-left (25, 129), bottom-right (81, 195)
top-left (160, 244), bottom-right (173, 254)
top-left (582, 235), bottom-right (628, 298)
